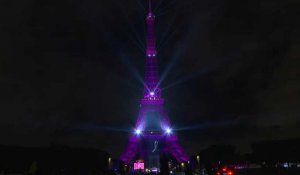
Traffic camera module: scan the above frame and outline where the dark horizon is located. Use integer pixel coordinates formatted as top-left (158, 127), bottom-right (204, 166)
top-left (0, 0), bottom-right (300, 158)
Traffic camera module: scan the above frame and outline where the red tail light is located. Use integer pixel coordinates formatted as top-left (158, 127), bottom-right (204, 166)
top-left (228, 171), bottom-right (233, 175)
top-left (222, 168), bottom-right (227, 172)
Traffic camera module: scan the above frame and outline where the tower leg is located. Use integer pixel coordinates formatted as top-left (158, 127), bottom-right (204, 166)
top-left (166, 136), bottom-right (189, 163)
top-left (120, 136), bottom-right (139, 164)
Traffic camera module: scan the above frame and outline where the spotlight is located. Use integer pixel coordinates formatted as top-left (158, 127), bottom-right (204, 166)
top-left (135, 129), bottom-right (141, 135)
top-left (166, 128), bottom-right (172, 134)
top-left (150, 92), bottom-right (155, 96)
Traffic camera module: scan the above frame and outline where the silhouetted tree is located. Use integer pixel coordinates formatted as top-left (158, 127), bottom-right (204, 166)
top-left (160, 154), bottom-right (170, 175)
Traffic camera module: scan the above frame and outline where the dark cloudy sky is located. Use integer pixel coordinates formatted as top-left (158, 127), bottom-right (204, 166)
top-left (0, 0), bottom-right (300, 157)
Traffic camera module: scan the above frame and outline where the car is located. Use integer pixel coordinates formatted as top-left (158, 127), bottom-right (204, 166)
top-left (216, 167), bottom-right (234, 175)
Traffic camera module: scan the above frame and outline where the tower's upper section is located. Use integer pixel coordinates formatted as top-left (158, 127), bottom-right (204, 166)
top-left (146, 0), bottom-right (156, 57)
top-left (143, 0), bottom-right (162, 100)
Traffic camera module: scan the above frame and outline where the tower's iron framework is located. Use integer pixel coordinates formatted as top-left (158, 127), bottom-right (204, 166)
top-left (120, 0), bottom-right (188, 167)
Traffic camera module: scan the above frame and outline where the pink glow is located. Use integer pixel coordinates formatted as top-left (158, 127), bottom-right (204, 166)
top-left (134, 162), bottom-right (144, 170)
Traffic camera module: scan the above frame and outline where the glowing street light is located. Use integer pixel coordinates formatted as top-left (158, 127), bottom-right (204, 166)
top-left (181, 162), bottom-right (185, 171)
top-left (196, 155), bottom-right (200, 169)
top-left (108, 157), bottom-right (112, 169)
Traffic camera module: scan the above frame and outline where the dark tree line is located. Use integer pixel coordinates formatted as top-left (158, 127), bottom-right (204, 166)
top-left (0, 145), bottom-right (109, 174)
top-left (251, 139), bottom-right (300, 164)
top-left (195, 139), bottom-right (300, 168)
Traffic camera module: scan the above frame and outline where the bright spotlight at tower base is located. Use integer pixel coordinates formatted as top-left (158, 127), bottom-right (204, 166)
top-left (135, 129), bottom-right (141, 135)
top-left (166, 128), bottom-right (172, 134)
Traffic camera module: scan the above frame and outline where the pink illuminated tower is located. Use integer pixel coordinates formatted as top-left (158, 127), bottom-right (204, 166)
top-left (120, 0), bottom-right (188, 169)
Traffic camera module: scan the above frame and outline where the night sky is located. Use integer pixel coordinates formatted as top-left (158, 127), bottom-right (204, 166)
top-left (0, 0), bottom-right (300, 157)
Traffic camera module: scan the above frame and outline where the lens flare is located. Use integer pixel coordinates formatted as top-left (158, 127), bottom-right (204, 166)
top-left (166, 128), bottom-right (172, 134)
top-left (135, 129), bottom-right (141, 135)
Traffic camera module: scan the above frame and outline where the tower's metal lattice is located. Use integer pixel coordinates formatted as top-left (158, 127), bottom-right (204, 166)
top-left (120, 0), bottom-right (189, 166)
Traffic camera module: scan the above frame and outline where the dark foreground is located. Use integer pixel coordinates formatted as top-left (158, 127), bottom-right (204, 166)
top-left (232, 168), bottom-right (300, 175)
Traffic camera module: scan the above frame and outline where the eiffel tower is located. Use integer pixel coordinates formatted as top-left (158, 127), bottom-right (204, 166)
top-left (120, 0), bottom-right (189, 169)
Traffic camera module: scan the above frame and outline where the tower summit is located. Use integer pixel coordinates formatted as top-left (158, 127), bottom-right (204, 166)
top-left (144, 0), bottom-right (161, 100)
top-left (120, 0), bottom-right (188, 168)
